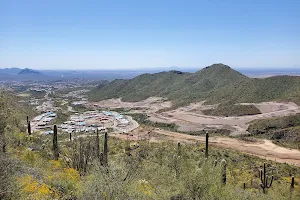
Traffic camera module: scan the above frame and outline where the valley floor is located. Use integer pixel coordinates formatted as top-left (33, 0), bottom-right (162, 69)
top-left (90, 97), bottom-right (300, 166)
top-left (91, 97), bottom-right (300, 136)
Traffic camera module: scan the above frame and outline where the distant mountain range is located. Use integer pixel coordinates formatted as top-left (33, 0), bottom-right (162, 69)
top-left (0, 68), bottom-right (146, 81)
top-left (89, 64), bottom-right (300, 106)
top-left (0, 66), bottom-right (299, 82)
top-left (0, 68), bottom-right (49, 81)
top-left (18, 68), bottom-right (43, 75)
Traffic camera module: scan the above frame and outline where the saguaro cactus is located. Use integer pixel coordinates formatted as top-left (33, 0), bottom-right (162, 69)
top-left (221, 159), bottom-right (227, 184)
top-left (291, 176), bottom-right (295, 188)
top-left (205, 132), bottom-right (209, 158)
top-left (177, 142), bottom-right (181, 157)
top-left (96, 129), bottom-right (100, 160)
top-left (2, 134), bottom-right (6, 153)
top-left (53, 125), bottom-right (59, 160)
top-left (103, 132), bottom-right (108, 166)
top-left (69, 132), bottom-right (72, 141)
top-left (83, 140), bottom-right (91, 173)
top-left (174, 142), bottom-right (181, 179)
top-left (27, 121), bottom-right (31, 135)
top-left (99, 152), bottom-right (104, 166)
top-left (260, 163), bottom-right (273, 194)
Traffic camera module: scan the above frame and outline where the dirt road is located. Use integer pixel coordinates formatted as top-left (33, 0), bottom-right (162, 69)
top-left (111, 129), bottom-right (300, 167)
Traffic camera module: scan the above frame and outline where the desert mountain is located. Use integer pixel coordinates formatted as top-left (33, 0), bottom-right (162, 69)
top-left (18, 68), bottom-right (43, 75)
top-left (90, 63), bottom-right (300, 105)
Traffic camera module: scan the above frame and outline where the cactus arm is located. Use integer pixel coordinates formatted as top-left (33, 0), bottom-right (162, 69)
top-left (267, 175), bottom-right (273, 188)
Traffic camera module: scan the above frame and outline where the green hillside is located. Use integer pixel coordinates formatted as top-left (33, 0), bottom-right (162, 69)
top-left (247, 114), bottom-right (300, 149)
top-left (89, 64), bottom-right (300, 106)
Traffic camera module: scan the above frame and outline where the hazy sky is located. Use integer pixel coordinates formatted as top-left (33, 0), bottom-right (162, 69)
top-left (1, 0), bottom-right (300, 70)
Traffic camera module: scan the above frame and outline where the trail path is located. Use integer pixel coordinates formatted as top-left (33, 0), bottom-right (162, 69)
top-left (111, 129), bottom-right (300, 167)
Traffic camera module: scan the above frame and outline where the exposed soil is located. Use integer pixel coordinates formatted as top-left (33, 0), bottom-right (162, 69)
top-left (153, 101), bottom-right (300, 136)
top-left (91, 98), bottom-right (300, 136)
top-left (91, 97), bottom-right (300, 166)
top-left (111, 128), bottom-right (300, 167)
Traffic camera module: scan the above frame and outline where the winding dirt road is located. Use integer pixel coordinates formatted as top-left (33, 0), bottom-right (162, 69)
top-left (112, 129), bottom-right (300, 167)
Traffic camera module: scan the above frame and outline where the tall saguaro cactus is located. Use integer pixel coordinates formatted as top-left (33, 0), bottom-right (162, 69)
top-left (260, 163), bottom-right (273, 194)
top-left (53, 125), bottom-right (59, 160)
top-left (103, 132), bottom-right (108, 166)
top-left (27, 121), bottom-right (31, 135)
top-left (289, 176), bottom-right (295, 198)
top-left (205, 132), bottom-right (209, 158)
top-left (96, 129), bottom-right (100, 161)
top-left (291, 176), bottom-right (295, 189)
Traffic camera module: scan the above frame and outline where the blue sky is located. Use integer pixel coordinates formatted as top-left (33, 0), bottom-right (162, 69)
top-left (0, 0), bottom-right (300, 70)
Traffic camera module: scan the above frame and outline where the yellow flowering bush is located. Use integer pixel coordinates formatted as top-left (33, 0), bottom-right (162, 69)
top-left (45, 165), bottom-right (81, 197)
top-left (18, 175), bottom-right (59, 200)
top-left (137, 179), bottom-right (153, 196)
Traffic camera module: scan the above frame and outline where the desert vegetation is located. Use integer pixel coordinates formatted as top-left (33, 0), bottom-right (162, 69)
top-left (247, 114), bottom-right (300, 149)
top-left (0, 95), bottom-right (299, 199)
top-left (1, 89), bottom-right (300, 199)
top-left (89, 64), bottom-right (300, 106)
top-left (1, 127), bottom-right (300, 199)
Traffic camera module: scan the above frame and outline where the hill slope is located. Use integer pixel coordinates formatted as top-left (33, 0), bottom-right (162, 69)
top-left (89, 64), bottom-right (300, 106)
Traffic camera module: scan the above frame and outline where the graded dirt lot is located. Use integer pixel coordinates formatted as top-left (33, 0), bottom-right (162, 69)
top-left (92, 97), bottom-right (300, 135)
top-left (91, 97), bottom-right (172, 113)
top-left (152, 101), bottom-right (300, 135)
